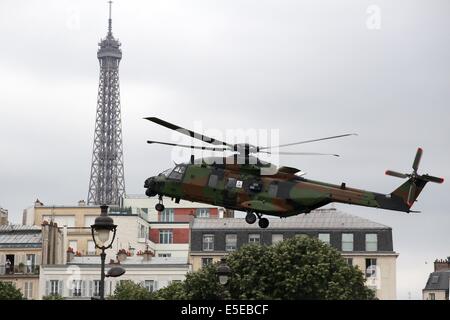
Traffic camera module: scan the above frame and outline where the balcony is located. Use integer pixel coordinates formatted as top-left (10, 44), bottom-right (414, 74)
top-left (0, 265), bottom-right (39, 276)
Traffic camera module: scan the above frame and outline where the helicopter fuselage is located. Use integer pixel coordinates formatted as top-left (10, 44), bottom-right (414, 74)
top-left (144, 160), bottom-right (417, 220)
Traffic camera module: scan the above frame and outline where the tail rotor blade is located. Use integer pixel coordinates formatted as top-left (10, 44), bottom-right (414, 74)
top-left (421, 175), bottom-right (444, 184)
top-left (385, 170), bottom-right (408, 179)
top-left (407, 182), bottom-right (417, 206)
top-left (412, 148), bottom-right (423, 172)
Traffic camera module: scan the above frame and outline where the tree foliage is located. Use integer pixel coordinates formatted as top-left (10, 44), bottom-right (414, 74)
top-left (110, 280), bottom-right (153, 300)
top-left (158, 236), bottom-right (376, 300)
top-left (0, 281), bottom-right (24, 300)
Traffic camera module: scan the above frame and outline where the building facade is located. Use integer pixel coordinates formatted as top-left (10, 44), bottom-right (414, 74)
top-left (189, 209), bottom-right (398, 300)
top-left (0, 223), bottom-right (64, 299)
top-left (122, 195), bottom-right (228, 260)
top-left (423, 258), bottom-right (450, 300)
top-left (39, 256), bottom-right (190, 299)
top-left (23, 200), bottom-right (101, 256)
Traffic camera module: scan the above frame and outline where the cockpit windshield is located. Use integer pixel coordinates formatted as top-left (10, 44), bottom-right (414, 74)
top-left (159, 168), bottom-right (172, 177)
top-left (161, 165), bottom-right (186, 181)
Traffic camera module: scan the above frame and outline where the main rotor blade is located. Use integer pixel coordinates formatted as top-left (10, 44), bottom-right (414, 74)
top-left (145, 117), bottom-right (233, 148)
top-left (147, 140), bottom-right (229, 152)
top-left (385, 170), bottom-right (408, 179)
top-left (259, 151), bottom-right (339, 157)
top-left (258, 133), bottom-right (357, 150)
top-left (412, 147), bottom-right (423, 172)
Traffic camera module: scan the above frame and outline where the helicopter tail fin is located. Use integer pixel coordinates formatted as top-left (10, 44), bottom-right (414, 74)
top-left (385, 148), bottom-right (443, 211)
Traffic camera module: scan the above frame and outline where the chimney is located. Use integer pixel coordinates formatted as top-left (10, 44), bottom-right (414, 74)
top-left (78, 200), bottom-right (86, 207)
top-left (434, 257), bottom-right (450, 272)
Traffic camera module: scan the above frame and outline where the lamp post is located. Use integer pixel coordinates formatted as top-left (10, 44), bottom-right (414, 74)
top-left (216, 257), bottom-right (231, 299)
top-left (90, 204), bottom-right (118, 300)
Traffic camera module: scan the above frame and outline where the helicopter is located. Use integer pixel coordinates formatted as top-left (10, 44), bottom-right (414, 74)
top-left (144, 117), bottom-right (444, 228)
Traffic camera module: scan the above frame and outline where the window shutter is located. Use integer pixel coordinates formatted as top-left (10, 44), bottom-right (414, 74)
top-left (154, 281), bottom-right (158, 291)
top-left (81, 281), bottom-right (86, 297)
top-left (58, 280), bottom-right (63, 296)
top-left (68, 280), bottom-right (73, 297)
top-left (88, 281), bottom-right (93, 297)
top-left (45, 281), bottom-right (50, 296)
top-left (36, 254), bottom-right (41, 266)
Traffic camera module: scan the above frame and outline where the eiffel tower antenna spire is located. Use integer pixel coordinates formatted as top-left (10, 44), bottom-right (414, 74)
top-left (108, 1), bottom-right (113, 35)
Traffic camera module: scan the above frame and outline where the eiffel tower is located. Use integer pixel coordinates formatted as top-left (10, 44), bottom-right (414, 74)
top-left (87, 2), bottom-right (125, 205)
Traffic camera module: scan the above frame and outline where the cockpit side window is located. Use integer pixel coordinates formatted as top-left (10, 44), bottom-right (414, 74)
top-left (168, 165), bottom-right (186, 181)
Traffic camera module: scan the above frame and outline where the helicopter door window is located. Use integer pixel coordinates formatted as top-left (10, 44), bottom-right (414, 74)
top-left (168, 165), bottom-right (186, 181)
top-left (268, 183), bottom-right (278, 197)
top-left (208, 174), bottom-right (218, 188)
top-left (226, 178), bottom-right (237, 189)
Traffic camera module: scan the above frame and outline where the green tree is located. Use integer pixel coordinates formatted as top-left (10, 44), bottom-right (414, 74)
top-left (158, 236), bottom-right (376, 300)
top-left (153, 281), bottom-right (187, 300)
top-left (0, 281), bottom-right (24, 300)
top-left (110, 280), bottom-right (153, 300)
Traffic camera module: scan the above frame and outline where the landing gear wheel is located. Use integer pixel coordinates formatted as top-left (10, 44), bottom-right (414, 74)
top-left (245, 212), bottom-right (257, 224)
top-left (155, 203), bottom-right (165, 212)
top-left (258, 217), bottom-right (269, 229)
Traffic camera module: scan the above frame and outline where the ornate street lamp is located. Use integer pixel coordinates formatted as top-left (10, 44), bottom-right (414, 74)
top-left (91, 204), bottom-right (118, 300)
top-left (216, 258), bottom-right (231, 285)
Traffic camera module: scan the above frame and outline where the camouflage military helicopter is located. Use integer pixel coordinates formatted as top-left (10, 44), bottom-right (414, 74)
top-left (144, 117), bottom-right (443, 228)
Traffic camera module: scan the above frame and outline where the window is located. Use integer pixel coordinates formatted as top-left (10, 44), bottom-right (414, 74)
top-left (226, 178), bottom-right (237, 189)
top-left (225, 234), bottom-right (237, 251)
top-left (158, 253), bottom-right (171, 258)
top-left (342, 233), bottom-right (354, 251)
top-left (26, 254), bottom-right (36, 273)
top-left (268, 183), bottom-right (278, 197)
top-left (202, 257), bottom-right (213, 268)
top-left (203, 234), bottom-right (214, 251)
top-left (168, 165), bottom-right (186, 180)
top-left (92, 280), bottom-right (100, 297)
top-left (87, 240), bottom-right (96, 255)
top-left (196, 208), bottom-right (210, 218)
top-left (344, 258), bottom-right (353, 266)
top-left (208, 174), bottom-right (218, 188)
top-left (69, 240), bottom-right (78, 252)
top-left (365, 234), bottom-right (378, 251)
top-left (160, 209), bottom-right (174, 222)
top-left (318, 233), bottom-right (330, 245)
top-left (365, 258), bottom-right (377, 277)
top-left (248, 234), bottom-right (260, 244)
top-left (429, 293), bottom-right (436, 300)
top-left (144, 280), bottom-right (155, 292)
top-left (159, 230), bottom-right (173, 244)
top-left (138, 224), bottom-right (147, 239)
top-left (24, 281), bottom-right (33, 299)
top-left (272, 234), bottom-right (283, 244)
top-left (49, 280), bottom-right (60, 295)
top-left (72, 280), bottom-right (83, 297)
top-left (431, 275), bottom-right (440, 284)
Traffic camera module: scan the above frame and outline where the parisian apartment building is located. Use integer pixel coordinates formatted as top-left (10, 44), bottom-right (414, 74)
top-left (422, 257), bottom-right (450, 300)
top-left (189, 208), bottom-right (398, 300)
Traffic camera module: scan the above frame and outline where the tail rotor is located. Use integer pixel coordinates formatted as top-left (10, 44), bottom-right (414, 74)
top-left (386, 148), bottom-right (444, 206)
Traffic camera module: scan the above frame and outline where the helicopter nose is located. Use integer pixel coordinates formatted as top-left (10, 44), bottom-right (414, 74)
top-left (144, 177), bottom-right (154, 188)
top-left (144, 177), bottom-right (158, 197)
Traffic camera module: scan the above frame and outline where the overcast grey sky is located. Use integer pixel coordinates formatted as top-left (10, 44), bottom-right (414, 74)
top-left (0, 0), bottom-right (449, 299)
